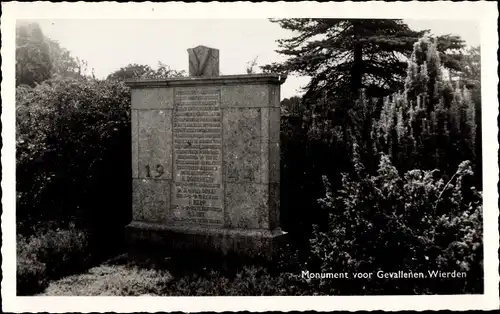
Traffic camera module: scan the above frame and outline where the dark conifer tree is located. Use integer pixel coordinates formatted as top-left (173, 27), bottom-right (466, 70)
top-left (263, 19), bottom-right (426, 102)
top-left (263, 19), bottom-right (466, 125)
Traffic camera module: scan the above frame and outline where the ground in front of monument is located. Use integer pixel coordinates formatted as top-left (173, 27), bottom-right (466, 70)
top-left (10, 9), bottom-right (498, 311)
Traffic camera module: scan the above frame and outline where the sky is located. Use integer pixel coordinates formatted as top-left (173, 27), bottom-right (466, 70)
top-left (32, 19), bottom-right (480, 99)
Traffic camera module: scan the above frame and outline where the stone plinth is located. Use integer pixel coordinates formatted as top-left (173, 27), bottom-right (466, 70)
top-left (126, 74), bottom-right (287, 260)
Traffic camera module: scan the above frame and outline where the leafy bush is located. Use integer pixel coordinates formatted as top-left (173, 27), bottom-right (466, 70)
top-left (106, 62), bottom-right (185, 81)
top-left (16, 76), bottom-right (131, 236)
top-left (17, 226), bottom-right (92, 295)
top-left (17, 253), bottom-right (48, 295)
top-left (280, 112), bottom-right (353, 256)
top-left (309, 149), bottom-right (483, 294)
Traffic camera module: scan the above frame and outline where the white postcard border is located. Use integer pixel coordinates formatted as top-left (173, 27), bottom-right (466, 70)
top-left (1, 2), bottom-right (498, 312)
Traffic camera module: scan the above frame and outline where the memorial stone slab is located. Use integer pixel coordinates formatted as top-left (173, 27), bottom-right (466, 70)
top-left (125, 46), bottom-right (287, 260)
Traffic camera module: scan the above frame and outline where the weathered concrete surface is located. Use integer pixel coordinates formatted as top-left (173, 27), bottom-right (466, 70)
top-left (126, 70), bottom-right (287, 259)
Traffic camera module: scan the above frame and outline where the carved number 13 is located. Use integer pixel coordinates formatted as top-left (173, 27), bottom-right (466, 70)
top-left (145, 164), bottom-right (164, 178)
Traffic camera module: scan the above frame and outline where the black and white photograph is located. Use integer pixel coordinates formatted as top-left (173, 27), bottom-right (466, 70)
top-left (2, 2), bottom-right (498, 312)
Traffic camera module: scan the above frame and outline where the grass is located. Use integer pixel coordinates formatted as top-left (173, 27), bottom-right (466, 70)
top-left (17, 225), bottom-right (313, 296)
top-left (39, 262), bottom-right (311, 296)
top-left (40, 264), bottom-right (173, 296)
top-left (17, 226), bottom-right (94, 295)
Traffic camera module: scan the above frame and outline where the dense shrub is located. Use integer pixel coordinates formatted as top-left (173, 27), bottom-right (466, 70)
top-left (16, 76), bottom-right (131, 238)
top-left (279, 37), bottom-right (481, 259)
top-left (308, 150), bottom-right (483, 294)
top-left (17, 226), bottom-right (92, 295)
top-left (280, 112), bottom-right (355, 257)
top-left (371, 37), bottom-right (478, 177)
top-left (17, 254), bottom-right (47, 295)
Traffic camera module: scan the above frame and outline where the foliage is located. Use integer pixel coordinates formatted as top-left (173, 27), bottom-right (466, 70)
top-left (459, 46), bottom-right (481, 93)
top-left (435, 34), bottom-right (467, 73)
top-left (16, 22), bottom-right (92, 86)
top-left (459, 46), bottom-right (482, 188)
top-left (163, 266), bottom-right (308, 296)
top-left (265, 19), bottom-right (465, 102)
top-left (264, 20), bottom-right (467, 152)
top-left (16, 76), bottom-right (132, 235)
top-left (371, 36), bottom-right (477, 176)
top-left (41, 265), bottom-right (173, 296)
top-left (46, 37), bottom-right (90, 78)
top-left (41, 264), bottom-right (310, 296)
top-left (309, 152), bottom-right (483, 294)
top-left (17, 254), bottom-right (47, 296)
top-left (245, 56), bottom-right (260, 74)
top-left (269, 26), bottom-right (473, 250)
top-left (263, 19), bottom-right (425, 101)
top-left (17, 226), bottom-right (92, 295)
top-left (281, 96), bottom-right (303, 117)
top-left (107, 62), bottom-right (186, 81)
top-left (15, 21), bottom-right (482, 297)
top-left (16, 22), bottom-right (53, 87)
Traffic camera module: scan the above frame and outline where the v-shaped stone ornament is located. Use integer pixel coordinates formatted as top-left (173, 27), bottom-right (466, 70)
top-left (188, 46), bottom-right (219, 77)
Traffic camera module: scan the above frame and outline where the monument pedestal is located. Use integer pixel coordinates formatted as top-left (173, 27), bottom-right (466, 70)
top-left (125, 221), bottom-right (287, 261)
top-left (125, 46), bottom-right (287, 262)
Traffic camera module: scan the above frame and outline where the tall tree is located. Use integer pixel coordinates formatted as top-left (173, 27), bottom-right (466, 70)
top-left (458, 46), bottom-right (480, 102)
top-left (281, 96), bottom-right (303, 117)
top-left (435, 34), bottom-right (467, 74)
top-left (459, 46), bottom-right (481, 187)
top-left (262, 19), bottom-right (426, 102)
top-left (16, 22), bottom-right (52, 87)
top-left (46, 38), bottom-right (88, 78)
top-left (371, 36), bottom-right (477, 175)
top-left (106, 64), bottom-right (153, 81)
top-left (263, 19), bottom-right (466, 118)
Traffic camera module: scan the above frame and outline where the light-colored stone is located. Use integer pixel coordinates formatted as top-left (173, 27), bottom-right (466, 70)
top-left (131, 88), bottom-right (174, 110)
top-left (269, 108), bottom-right (281, 143)
top-left (126, 52), bottom-right (288, 259)
top-left (269, 142), bottom-right (280, 183)
top-left (171, 182), bottom-right (225, 228)
top-left (138, 110), bottom-right (172, 179)
top-left (261, 107), bottom-right (269, 143)
top-left (269, 85), bottom-right (280, 107)
top-left (268, 183), bottom-right (280, 230)
top-left (260, 141), bottom-right (269, 184)
top-left (221, 85), bottom-right (269, 108)
top-left (187, 46), bottom-right (219, 77)
top-left (131, 110), bottom-right (139, 178)
top-left (222, 108), bottom-right (261, 182)
top-left (224, 183), bottom-right (269, 229)
top-left (132, 179), bottom-right (171, 222)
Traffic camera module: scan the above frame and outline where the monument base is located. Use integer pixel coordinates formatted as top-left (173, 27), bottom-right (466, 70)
top-left (125, 221), bottom-right (288, 262)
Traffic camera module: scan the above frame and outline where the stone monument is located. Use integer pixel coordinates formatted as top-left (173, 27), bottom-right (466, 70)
top-left (125, 45), bottom-right (287, 260)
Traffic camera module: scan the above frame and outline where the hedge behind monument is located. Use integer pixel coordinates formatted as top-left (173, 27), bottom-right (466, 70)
top-left (16, 77), bottom-right (132, 247)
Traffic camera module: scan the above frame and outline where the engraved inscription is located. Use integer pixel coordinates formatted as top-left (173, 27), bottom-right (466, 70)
top-left (145, 164), bottom-right (165, 178)
top-left (172, 87), bottom-right (223, 226)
